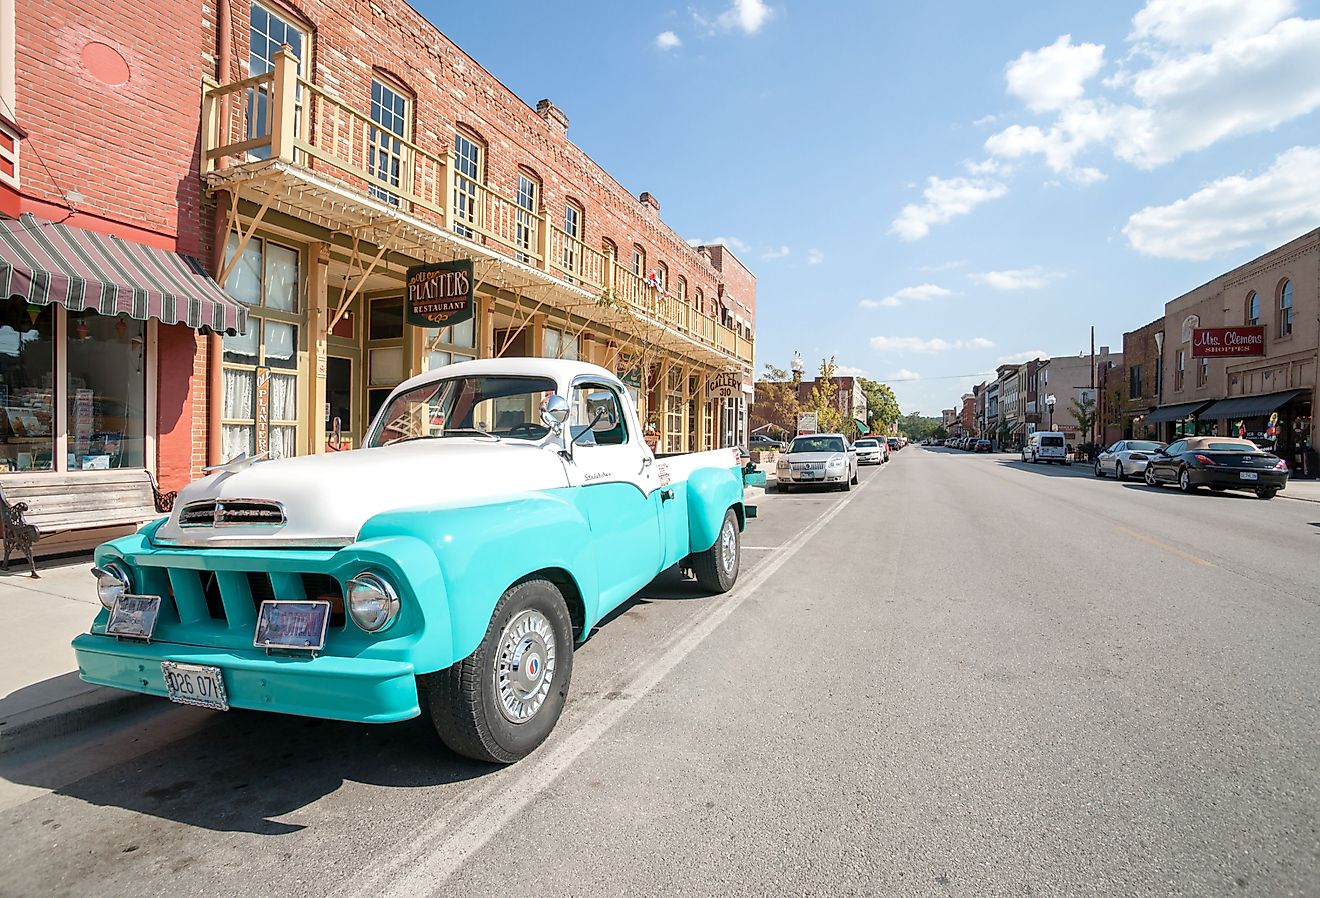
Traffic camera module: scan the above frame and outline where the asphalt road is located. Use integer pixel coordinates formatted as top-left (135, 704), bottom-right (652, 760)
top-left (2, 448), bottom-right (1318, 898)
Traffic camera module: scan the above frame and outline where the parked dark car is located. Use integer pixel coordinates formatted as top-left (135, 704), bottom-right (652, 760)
top-left (887, 438), bottom-right (901, 451)
top-left (975, 439), bottom-right (992, 452)
top-left (1144, 436), bottom-right (1288, 499)
top-left (750, 434), bottom-right (787, 452)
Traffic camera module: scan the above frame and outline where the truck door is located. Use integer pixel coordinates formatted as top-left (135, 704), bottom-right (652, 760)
top-left (562, 380), bottom-right (664, 613)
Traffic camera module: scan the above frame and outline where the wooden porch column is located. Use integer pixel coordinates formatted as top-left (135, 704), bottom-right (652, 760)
top-left (268, 45), bottom-right (298, 163)
top-left (657, 357), bottom-right (671, 453)
top-left (479, 293), bottom-right (495, 359)
top-left (306, 243), bottom-right (330, 454)
top-left (680, 361), bottom-right (690, 452)
top-left (530, 313), bottom-right (547, 358)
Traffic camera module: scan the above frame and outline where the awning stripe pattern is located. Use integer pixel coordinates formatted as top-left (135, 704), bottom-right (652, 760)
top-left (0, 213), bottom-right (247, 334)
top-left (1143, 400), bottom-right (1214, 424)
top-left (1198, 390), bottom-right (1304, 421)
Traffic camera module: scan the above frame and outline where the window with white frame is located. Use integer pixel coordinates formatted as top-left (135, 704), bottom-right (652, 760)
top-left (221, 234), bottom-right (301, 460)
top-left (452, 131), bottom-right (483, 238)
top-left (423, 316), bottom-right (478, 371)
top-left (1174, 349), bottom-right (1185, 391)
top-left (369, 77), bottom-right (408, 205)
top-left (1279, 279), bottom-right (1293, 336)
top-left (676, 276), bottom-right (687, 305)
top-left (562, 202), bottom-right (583, 276)
top-left (632, 245), bottom-right (644, 277)
top-left (1246, 291), bottom-right (1260, 327)
top-left (514, 172), bottom-right (539, 265)
top-left (247, 2), bottom-right (308, 157)
top-left (655, 261), bottom-right (667, 293)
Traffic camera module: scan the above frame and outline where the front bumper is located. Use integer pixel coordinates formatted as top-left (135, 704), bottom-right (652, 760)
top-left (73, 633), bottom-right (421, 723)
top-left (1189, 469), bottom-right (1288, 490)
top-left (780, 469), bottom-right (848, 483)
top-left (857, 453), bottom-right (883, 464)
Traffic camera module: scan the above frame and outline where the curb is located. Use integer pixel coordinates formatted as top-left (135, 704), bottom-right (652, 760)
top-left (0, 684), bottom-right (151, 756)
top-left (1280, 492), bottom-right (1320, 505)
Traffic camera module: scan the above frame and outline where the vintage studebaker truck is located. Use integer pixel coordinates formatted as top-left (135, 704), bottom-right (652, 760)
top-left (74, 358), bottom-right (754, 762)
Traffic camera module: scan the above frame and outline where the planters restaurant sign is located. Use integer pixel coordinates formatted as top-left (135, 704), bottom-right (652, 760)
top-left (1191, 326), bottom-right (1265, 358)
top-left (406, 260), bottom-right (474, 326)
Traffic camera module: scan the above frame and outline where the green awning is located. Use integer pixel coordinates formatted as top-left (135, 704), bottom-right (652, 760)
top-left (854, 418), bottom-right (869, 434)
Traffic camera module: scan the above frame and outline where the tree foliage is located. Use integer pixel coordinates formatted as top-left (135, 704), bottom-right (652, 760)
top-left (858, 378), bottom-right (900, 433)
top-left (807, 356), bottom-right (847, 435)
top-left (750, 362), bottom-right (801, 437)
top-left (1071, 394), bottom-right (1097, 442)
top-left (898, 412), bottom-right (942, 442)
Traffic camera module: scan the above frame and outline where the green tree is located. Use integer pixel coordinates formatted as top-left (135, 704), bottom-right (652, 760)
top-left (1071, 394), bottom-right (1097, 445)
top-left (807, 356), bottom-right (847, 435)
top-left (932, 425), bottom-right (949, 440)
top-left (750, 362), bottom-right (801, 437)
top-left (859, 378), bottom-right (900, 434)
top-left (898, 412), bottom-right (941, 441)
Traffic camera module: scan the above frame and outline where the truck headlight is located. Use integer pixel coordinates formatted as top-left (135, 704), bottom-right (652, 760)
top-left (346, 572), bottom-right (400, 633)
top-left (92, 562), bottom-right (131, 610)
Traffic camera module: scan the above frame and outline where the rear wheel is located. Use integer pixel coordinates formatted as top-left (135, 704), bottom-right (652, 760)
top-left (1178, 467), bottom-right (1197, 493)
top-left (1255, 487), bottom-right (1278, 500)
top-left (425, 577), bottom-right (573, 764)
top-left (692, 508), bottom-right (740, 593)
top-left (1115, 462), bottom-right (1125, 481)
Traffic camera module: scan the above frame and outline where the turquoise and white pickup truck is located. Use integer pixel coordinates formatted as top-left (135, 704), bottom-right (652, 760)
top-left (74, 358), bottom-right (754, 762)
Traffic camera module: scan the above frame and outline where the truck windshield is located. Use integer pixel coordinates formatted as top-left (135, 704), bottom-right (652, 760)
top-left (368, 375), bottom-right (558, 446)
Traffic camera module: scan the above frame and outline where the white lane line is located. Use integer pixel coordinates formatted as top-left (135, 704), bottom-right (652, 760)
top-left (741, 546), bottom-right (779, 550)
top-left (352, 473), bottom-right (878, 898)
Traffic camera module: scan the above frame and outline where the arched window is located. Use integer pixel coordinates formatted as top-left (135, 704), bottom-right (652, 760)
top-left (632, 245), bottom-right (645, 277)
top-left (694, 287), bottom-right (704, 313)
top-left (676, 276), bottom-right (687, 305)
top-left (1245, 291), bottom-right (1260, 326)
top-left (1279, 279), bottom-right (1293, 336)
top-left (601, 238), bottom-right (618, 261)
top-left (655, 261), bottom-right (668, 292)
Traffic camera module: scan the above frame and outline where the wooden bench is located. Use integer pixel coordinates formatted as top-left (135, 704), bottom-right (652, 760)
top-left (0, 471), bottom-right (175, 577)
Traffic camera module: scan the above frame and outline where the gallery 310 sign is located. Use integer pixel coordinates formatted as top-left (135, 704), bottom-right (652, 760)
top-left (709, 370), bottom-right (742, 399)
top-left (406, 260), bottom-right (474, 327)
top-left (1191, 326), bottom-right (1265, 358)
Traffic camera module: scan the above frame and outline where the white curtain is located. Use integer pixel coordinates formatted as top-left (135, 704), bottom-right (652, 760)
top-left (223, 368), bottom-right (255, 420)
top-left (222, 424), bottom-right (254, 461)
top-left (269, 373), bottom-right (297, 421)
top-left (269, 426), bottom-right (296, 459)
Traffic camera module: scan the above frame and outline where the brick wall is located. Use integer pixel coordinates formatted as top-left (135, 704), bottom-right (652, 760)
top-left (221, 0), bottom-right (751, 323)
top-left (1122, 317), bottom-right (1163, 427)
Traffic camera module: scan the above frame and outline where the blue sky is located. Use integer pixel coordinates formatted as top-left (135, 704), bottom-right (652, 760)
top-left (426, 0), bottom-right (1320, 415)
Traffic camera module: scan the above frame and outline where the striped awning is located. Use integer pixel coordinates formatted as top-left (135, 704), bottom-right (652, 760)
top-left (0, 213), bottom-right (247, 334)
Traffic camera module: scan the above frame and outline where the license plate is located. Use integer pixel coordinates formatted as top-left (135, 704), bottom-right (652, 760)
top-left (161, 661), bottom-right (228, 710)
top-left (106, 594), bottom-right (162, 640)
top-left (254, 600), bottom-right (331, 650)
top-left (1240, 471), bottom-right (1258, 481)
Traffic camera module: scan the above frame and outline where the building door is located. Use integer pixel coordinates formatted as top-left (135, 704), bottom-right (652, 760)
top-left (325, 356), bottom-right (355, 450)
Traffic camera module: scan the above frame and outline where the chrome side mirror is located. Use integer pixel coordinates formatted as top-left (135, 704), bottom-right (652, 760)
top-left (541, 394), bottom-right (570, 432)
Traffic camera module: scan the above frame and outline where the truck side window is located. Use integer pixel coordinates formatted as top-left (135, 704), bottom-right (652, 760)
top-left (571, 384), bottom-right (627, 446)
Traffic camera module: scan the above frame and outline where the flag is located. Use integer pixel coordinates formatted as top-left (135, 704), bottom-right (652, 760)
top-left (1266, 411), bottom-right (1280, 439)
top-left (1236, 420), bottom-right (1246, 439)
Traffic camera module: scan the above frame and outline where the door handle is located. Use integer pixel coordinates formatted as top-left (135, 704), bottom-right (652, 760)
top-left (660, 488), bottom-right (675, 502)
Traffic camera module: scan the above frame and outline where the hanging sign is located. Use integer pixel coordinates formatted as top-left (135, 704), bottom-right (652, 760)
top-left (615, 352), bottom-right (642, 389)
top-left (710, 370), bottom-right (742, 400)
top-left (254, 366), bottom-right (271, 456)
top-left (406, 260), bottom-right (474, 327)
top-left (1191, 326), bottom-right (1265, 358)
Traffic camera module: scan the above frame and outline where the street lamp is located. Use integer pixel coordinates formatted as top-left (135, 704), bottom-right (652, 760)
top-left (790, 351), bottom-right (804, 386)
top-left (1045, 394), bottom-right (1056, 430)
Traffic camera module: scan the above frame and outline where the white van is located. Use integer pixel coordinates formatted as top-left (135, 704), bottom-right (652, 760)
top-left (1024, 431), bottom-right (1070, 465)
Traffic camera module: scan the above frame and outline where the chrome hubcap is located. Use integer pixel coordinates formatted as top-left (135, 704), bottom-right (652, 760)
top-left (1180, 471), bottom-right (1189, 489)
top-left (720, 519), bottom-right (737, 573)
top-left (494, 609), bottom-right (556, 723)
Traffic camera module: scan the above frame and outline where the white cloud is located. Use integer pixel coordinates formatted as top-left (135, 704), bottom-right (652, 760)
top-left (718, 0), bottom-right (773, 34)
top-left (687, 235), bottom-right (749, 252)
top-left (760, 245), bottom-right (790, 260)
top-left (860, 283), bottom-right (953, 309)
top-left (997, 350), bottom-right (1050, 365)
top-left (806, 248), bottom-right (824, 265)
top-left (834, 364), bottom-right (868, 377)
top-left (1123, 145), bottom-right (1320, 260)
top-left (963, 158), bottom-right (1008, 176)
top-left (869, 336), bottom-right (995, 353)
top-left (920, 259), bottom-right (968, 272)
top-left (889, 176), bottom-right (1009, 241)
top-left (885, 369), bottom-right (922, 381)
top-left (969, 267), bottom-right (1062, 290)
top-left (973, 114), bottom-right (999, 126)
top-left (1005, 34), bottom-right (1106, 112)
top-left (1129, 0), bottom-right (1297, 47)
top-left (655, 31), bottom-right (682, 50)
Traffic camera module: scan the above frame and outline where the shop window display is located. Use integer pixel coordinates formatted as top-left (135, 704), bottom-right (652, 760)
top-left (66, 311), bottom-right (146, 470)
top-left (0, 299), bottom-right (55, 471)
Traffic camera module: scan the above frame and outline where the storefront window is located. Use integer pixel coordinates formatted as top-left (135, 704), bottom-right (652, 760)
top-left (423, 316), bottom-right (477, 371)
top-left (0, 299), bottom-right (55, 472)
top-left (67, 311), bottom-right (146, 470)
top-left (544, 326), bottom-right (579, 361)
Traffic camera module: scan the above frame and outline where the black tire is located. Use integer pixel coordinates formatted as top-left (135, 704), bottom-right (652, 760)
top-left (1145, 467), bottom-right (1159, 487)
top-left (1255, 487), bottom-right (1278, 500)
top-left (840, 476), bottom-right (851, 492)
top-left (692, 508), bottom-right (740, 593)
top-left (1115, 462), bottom-right (1125, 481)
top-left (1178, 467), bottom-right (1197, 493)
top-left (1094, 460), bottom-right (1105, 477)
top-left (424, 577), bottom-right (574, 764)
top-left (850, 468), bottom-right (859, 485)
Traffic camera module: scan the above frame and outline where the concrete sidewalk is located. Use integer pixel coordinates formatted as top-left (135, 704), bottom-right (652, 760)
top-left (1281, 479), bottom-right (1320, 504)
top-left (0, 556), bottom-right (145, 754)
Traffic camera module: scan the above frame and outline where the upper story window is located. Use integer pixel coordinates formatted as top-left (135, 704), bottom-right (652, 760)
top-left (368, 77), bottom-right (409, 206)
top-left (1129, 365), bottom-right (1142, 399)
top-left (452, 130), bottom-right (484, 238)
top-left (694, 287), bottom-right (704, 312)
top-left (247, 2), bottom-right (309, 156)
top-left (632, 245), bottom-right (645, 277)
top-left (1196, 356), bottom-right (1208, 387)
top-left (1246, 291), bottom-right (1260, 327)
top-left (561, 201), bottom-right (583, 276)
top-left (1279, 279), bottom-right (1293, 336)
top-left (655, 262), bottom-right (668, 293)
top-left (676, 276), bottom-right (687, 305)
top-left (514, 171), bottom-right (540, 264)
top-left (1174, 349), bottom-right (1185, 391)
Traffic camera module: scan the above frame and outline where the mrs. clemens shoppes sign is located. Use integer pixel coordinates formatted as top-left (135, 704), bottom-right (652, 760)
top-left (1191, 327), bottom-right (1266, 358)
top-left (406, 260), bottom-right (475, 327)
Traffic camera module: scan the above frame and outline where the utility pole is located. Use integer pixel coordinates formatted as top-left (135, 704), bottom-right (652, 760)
top-left (1090, 325), bottom-right (1096, 448)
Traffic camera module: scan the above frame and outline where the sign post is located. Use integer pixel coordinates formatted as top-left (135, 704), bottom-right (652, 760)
top-left (797, 411), bottom-right (818, 436)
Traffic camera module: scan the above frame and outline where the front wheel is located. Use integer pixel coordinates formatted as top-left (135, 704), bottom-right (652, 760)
top-left (424, 577), bottom-right (574, 764)
top-left (850, 468), bottom-right (859, 485)
top-left (692, 508), bottom-right (740, 593)
top-left (1145, 467), bottom-right (1159, 487)
top-left (1094, 460), bottom-right (1105, 477)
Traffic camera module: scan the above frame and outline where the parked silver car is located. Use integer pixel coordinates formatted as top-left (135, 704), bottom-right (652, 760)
top-left (1094, 439), bottom-right (1166, 480)
top-left (775, 433), bottom-right (859, 491)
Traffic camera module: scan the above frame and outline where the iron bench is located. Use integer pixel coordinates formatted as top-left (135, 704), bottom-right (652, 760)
top-left (0, 471), bottom-right (175, 577)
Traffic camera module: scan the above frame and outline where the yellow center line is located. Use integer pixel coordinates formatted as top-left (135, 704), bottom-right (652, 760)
top-left (1115, 525), bottom-right (1217, 568)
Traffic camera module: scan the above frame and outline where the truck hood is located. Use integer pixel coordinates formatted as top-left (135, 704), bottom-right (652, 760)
top-left (153, 439), bottom-right (570, 548)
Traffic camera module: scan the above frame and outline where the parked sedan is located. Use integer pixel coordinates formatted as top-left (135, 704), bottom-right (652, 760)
top-left (975, 439), bottom-right (992, 453)
top-left (1093, 439), bottom-right (1166, 480)
top-left (776, 433), bottom-right (860, 491)
top-left (855, 437), bottom-right (888, 465)
top-left (1143, 436), bottom-right (1289, 499)
top-left (751, 433), bottom-right (787, 452)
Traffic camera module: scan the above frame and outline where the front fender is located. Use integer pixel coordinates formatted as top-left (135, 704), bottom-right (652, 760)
top-left (359, 490), bottom-right (598, 672)
top-left (686, 466), bottom-right (744, 554)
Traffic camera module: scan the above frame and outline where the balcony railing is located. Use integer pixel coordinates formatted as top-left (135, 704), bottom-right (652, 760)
top-left (201, 45), bottom-right (751, 365)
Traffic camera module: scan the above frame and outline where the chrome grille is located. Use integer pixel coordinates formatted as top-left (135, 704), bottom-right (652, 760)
top-left (178, 498), bottom-right (286, 527)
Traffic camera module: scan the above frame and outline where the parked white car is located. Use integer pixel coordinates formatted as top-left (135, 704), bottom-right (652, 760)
top-left (1094, 439), bottom-right (1166, 480)
top-left (776, 434), bottom-right (859, 491)
top-left (854, 437), bottom-right (888, 465)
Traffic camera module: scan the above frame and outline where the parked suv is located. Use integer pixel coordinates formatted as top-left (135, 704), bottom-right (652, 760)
top-left (1024, 431), bottom-right (1069, 465)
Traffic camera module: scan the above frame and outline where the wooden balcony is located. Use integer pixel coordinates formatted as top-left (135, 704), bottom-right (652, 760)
top-left (200, 46), bottom-right (752, 367)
